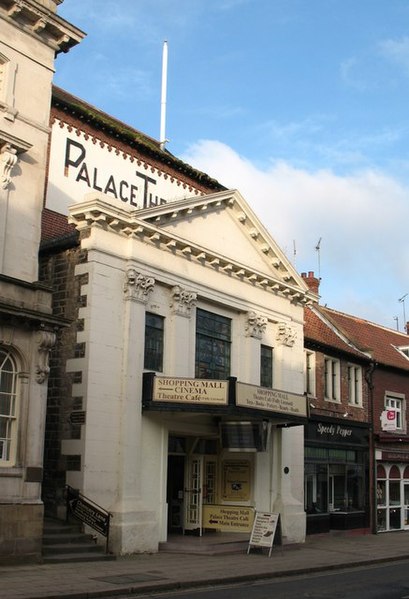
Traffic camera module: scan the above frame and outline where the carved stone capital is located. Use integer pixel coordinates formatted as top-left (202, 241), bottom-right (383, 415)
top-left (170, 285), bottom-right (197, 317)
top-left (276, 323), bottom-right (296, 347)
top-left (36, 330), bottom-right (56, 384)
top-left (245, 311), bottom-right (267, 339)
top-left (124, 268), bottom-right (155, 303)
top-left (1, 143), bottom-right (18, 189)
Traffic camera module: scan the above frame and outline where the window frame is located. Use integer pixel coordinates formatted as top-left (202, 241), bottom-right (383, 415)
top-left (260, 344), bottom-right (273, 388)
top-left (305, 350), bottom-right (316, 397)
top-left (0, 347), bottom-right (19, 467)
top-left (195, 308), bottom-right (231, 380)
top-left (143, 312), bottom-right (164, 373)
top-left (324, 356), bottom-right (340, 402)
top-left (347, 363), bottom-right (363, 407)
top-left (385, 393), bottom-right (405, 432)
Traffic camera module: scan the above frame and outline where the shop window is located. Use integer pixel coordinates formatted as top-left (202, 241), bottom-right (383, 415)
top-left (144, 313), bottom-right (164, 372)
top-left (260, 345), bottom-right (273, 388)
top-left (346, 464), bottom-right (364, 510)
top-left (389, 481), bottom-right (401, 506)
top-left (305, 350), bottom-right (316, 396)
top-left (377, 480), bottom-right (386, 506)
top-left (385, 394), bottom-right (405, 430)
top-left (377, 508), bottom-right (386, 532)
top-left (347, 364), bottom-right (362, 406)
top-left (195, 308), bottom-right (231, 380)
top-left (324, 357), bottom-right (340, 402)
top-left (304, 463), bottom-right (328, 514)
top-left (0, 348), bottom-right (18, 466)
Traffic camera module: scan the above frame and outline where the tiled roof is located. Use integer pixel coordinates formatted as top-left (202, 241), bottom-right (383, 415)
top-left (304, 306), bottom-right (370, 361)
top-left (41, 208), bottom-right (76, 244)
top-left (52, 86), bottom-right (225, 192)
top-left (318, 305), bottom-right (409, 372)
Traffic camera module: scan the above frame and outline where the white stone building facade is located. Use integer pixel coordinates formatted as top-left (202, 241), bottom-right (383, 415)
top-left (56, 187), bottom-right (315, 554)
top-left (0, 0), bottom-right (83, 562)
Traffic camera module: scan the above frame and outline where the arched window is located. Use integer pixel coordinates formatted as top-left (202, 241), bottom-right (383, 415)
top-left (0, 347), bottom-right (18, 465)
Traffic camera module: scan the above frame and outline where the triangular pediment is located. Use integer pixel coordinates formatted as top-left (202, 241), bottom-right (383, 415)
top-left (137, 189), bottom-right (309, 293)
top-left (68, 189), bottom-right (317, 305)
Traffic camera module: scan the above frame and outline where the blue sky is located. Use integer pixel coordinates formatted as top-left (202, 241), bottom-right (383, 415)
top-left (55, 0), bottom-right (409, 331)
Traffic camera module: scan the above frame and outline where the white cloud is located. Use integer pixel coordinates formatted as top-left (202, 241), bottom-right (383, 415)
top-left (379, 36), bottom-right (409, 76)
top-left (182, 140), bottom-right (409, 327)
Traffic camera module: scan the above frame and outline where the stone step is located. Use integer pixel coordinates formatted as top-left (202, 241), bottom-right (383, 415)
top-left (43, 531), bottom-right (95, 545)
top-left (42, 518), bottom-right (114, 564)
top-left (42, 542), bottom-right (104, 555)
top-left (43, 551), bottom-right (116, 564)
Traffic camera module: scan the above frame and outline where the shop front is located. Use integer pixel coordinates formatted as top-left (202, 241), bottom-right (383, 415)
top-left (143, 373), bottom-right (308, 540)
top-left (304, 418), bottom-right (370, 534)
top-left (376, 450), bottom-right (409, 532)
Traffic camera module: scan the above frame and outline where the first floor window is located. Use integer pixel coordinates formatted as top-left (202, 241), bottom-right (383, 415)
top-left (144, 313), bottom-right (164, 372)
top-left (195, 308), bottom-right (231, 380)
top-left (385, 394), bottom-right (404, 430)
top-left (324, 357), bottom-right (340, 402)
top-left (305, 350), bottom-right (316, 396)
top-left (260, 345), bottom-right (273, 388)
top-left (348, 364), bottom-right (362, 406)
top-left (0, 348), bottom-right (18, 465)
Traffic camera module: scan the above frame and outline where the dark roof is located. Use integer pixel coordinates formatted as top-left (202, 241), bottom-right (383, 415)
top-left (51, 85), bottom-right (225, 192)
top-left (304, 306), bottom-right (370, 361)
top-left (318, 305), bottom-right (409, 371)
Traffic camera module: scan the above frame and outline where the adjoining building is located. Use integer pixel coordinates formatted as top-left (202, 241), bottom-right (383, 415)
top-left (38, 87), bottom-right (318, 555)
top-left (303, 286), bottom-right (371, 535)
top-left (0, 0), bottom-right (84, 562)
top-left (317, 307), bottom-right (409, 534)
top-left (303, 271), bottom-right (409, 536)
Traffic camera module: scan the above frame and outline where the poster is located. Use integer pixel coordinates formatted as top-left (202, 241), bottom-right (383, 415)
top-left (247, 511), bottom-right (279, 557)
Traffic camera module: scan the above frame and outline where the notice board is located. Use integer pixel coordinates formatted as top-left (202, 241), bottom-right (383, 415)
top-left (247, 511), bottom-right (279, 557)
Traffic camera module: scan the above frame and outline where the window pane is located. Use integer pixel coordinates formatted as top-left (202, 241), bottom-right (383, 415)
top-left (144, 313), bottom-right (164, 372)
top-left (260, 345), bottom-right (273, 388)
top-left (0, 348), bottom-right (17, 464)
top-left (389, 481), bottom-right (401, 505)
top-left (195, 309), bottom-right (231, 380)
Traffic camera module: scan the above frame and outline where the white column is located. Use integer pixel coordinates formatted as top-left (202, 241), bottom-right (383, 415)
top-left (272, 426), bottom-right (306, 544)
top-left (110, 268), bottom-right (158, 554)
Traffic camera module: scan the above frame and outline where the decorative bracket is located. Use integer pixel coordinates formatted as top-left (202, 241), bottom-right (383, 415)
top-left (276, 323), bottom-right (296, 347)
top-left (245, 311), bottom-right (267, 339)
top-left (1, 143), bottom-right (18, 189)
top-left (36, 330), bottom-right (56, 384)
top-left (170, 285), bottom-right (197, 317)
top-left (123, 268), bottom-right (155, 303)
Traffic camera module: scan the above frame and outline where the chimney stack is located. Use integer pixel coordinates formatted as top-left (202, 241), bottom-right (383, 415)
top-left (301, 271), bottom-right (320, 295)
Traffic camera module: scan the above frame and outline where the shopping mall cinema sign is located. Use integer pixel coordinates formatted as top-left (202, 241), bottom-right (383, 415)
top-left (152, 376), bottom-right (229, 405)
top-left (46, 121), bottom-right (203, 215)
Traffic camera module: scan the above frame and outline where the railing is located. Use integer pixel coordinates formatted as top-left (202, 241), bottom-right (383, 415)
top-left (65, 485), bottom-right (112, 553)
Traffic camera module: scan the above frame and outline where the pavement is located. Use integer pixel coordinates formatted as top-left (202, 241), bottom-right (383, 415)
top-left (2, 531), bottom-right (409, 599)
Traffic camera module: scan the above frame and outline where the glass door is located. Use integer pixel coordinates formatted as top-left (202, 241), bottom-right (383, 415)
top-left (404, 482), bottom-right (409, 529)
top-left (184, 455), bottom-right (203, 535)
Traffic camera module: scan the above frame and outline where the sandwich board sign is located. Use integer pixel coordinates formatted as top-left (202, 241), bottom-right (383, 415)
top-left (247, 511), bottom-right (279, 557)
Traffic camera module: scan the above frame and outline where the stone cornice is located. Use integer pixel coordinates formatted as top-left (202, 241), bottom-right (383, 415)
top-left (0, 0), bottom-right (85, 53)
top-left (68, 196), bottom-right (314, 307)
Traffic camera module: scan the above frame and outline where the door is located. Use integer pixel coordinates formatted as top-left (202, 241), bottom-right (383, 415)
top-left (184, 455), bottom-right (203, 535)
top-left (404, 482), bottom-right (409, 529)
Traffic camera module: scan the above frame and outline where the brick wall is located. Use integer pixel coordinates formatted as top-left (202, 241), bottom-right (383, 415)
top-left (39, 246), bottom-right (86, 515)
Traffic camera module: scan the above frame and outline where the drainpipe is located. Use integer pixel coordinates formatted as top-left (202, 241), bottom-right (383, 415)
top-left (365, 361), bottom-right (377, 534)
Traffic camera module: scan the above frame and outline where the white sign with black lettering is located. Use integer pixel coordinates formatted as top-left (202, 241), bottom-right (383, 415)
top-left (247, 511), bottom-right (279, 557)
top-left (46, 121), bottom-right (202, 215)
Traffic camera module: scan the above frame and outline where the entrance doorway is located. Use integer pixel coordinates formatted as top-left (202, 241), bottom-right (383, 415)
top-left (167, 436), bottom-right (218, 535)
top-left (167, 455), bottom-right (184, 533)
